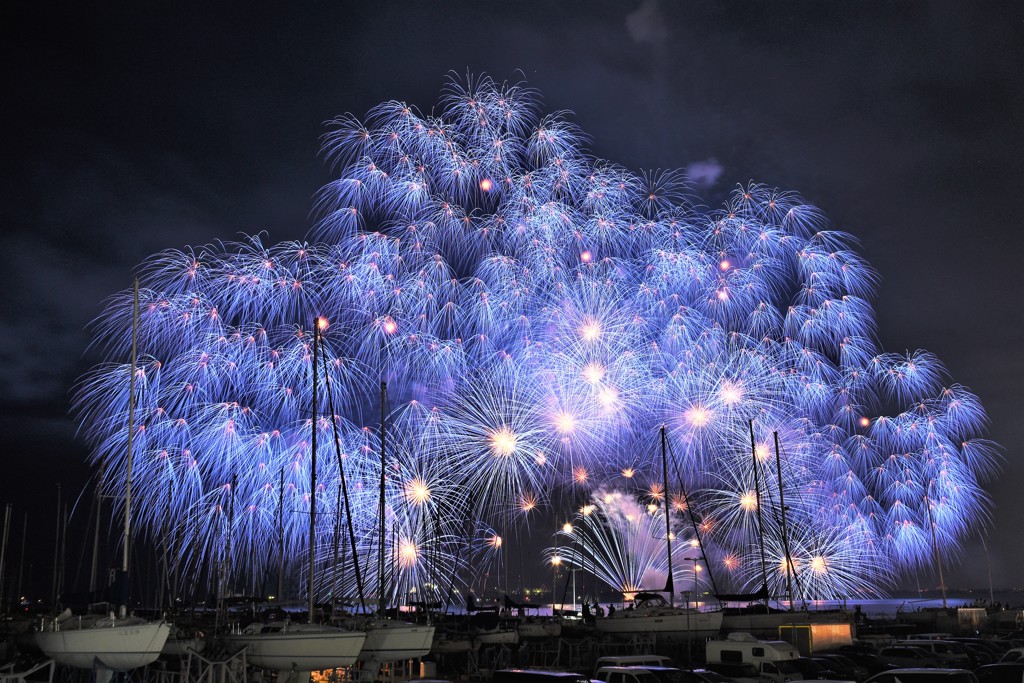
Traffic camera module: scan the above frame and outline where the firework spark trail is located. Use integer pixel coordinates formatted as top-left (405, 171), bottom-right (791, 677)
top-left (76, 74), bottom-right (999, 601)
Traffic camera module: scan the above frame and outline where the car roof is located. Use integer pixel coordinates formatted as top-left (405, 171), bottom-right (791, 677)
top-left (977, 662), bottom-right (1024, 673)
top-left (499, 671), bottom-right (591, 678)
top-left (867, 668), bottom-right (975, 680)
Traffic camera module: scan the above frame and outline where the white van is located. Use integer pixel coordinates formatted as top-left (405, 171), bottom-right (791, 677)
top-left (705, 632), bottom-right (804, 683)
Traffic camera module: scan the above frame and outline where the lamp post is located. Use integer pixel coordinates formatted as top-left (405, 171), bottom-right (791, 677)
top-left (580, 504), bottom-right (594, 605)
top-left (551, 555), bottom-right (561, 615)
top-left (683, 556), bottom-right (701, 599)
top-left (683, 589), bottom-right (693, 666)
top-left (552, 552), bottom-right (561, 618)
top-left (683, 557), bottom-right (700, 667)
top-left (562, 522), bottom-right (574, 613)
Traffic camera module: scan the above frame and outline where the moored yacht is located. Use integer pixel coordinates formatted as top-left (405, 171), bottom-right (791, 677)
top-left (594, 592), bottom-right (723, 642)
top-left (35, 610), bottom-right (171, 673)
top-left (222, 620), bottom-right (367, 671)
top-left (350, 616), bottom-right (435, 662)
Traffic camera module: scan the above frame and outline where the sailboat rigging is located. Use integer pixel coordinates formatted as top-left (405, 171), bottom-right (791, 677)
top-left (773, 431), bottom-right (796, 610)
top-left (661, 425), bottom-right (675, 606)
top-left (221, 317), bottom-right (367, 678)
top-left (34, 279), bottom-right (171, 678)
top-left (713, 422), bottom-right (853, 637)
top-left (335, 379), bottom-right (434, 674)
top-left (593, 425), bottom-right (723, 642)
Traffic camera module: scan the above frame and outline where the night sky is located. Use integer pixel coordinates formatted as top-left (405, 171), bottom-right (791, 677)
top-left (4, 2), bottom-right (1022, 594)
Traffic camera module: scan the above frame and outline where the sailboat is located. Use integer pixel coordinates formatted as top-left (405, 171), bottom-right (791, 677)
top-left (344, 381), bottom-right (434, 672)
top-left (222, 317), bottom-right (366, 676)
top-left (34, 280), bottom-right (171, 679)
top-left (717, 425), bottom-right (852, 638)
top-left (595, 426), bottom-right (724, 643)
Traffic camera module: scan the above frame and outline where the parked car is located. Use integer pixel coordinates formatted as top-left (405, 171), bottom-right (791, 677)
top-left (594, 666), bottom-right (700, 683)
top-left (876, 646), bottom-right (941, 669)
top-left (789, 657), bottom-right (850, 681)
top-left (638, 666), bottom-right (695, 683)
top-left (594, 657), bottom-right (676, 674)
top-left (812, 654), bottom-right (869, 682)
top-left (961, 643), bottom-right (997, 667)
top-left (895, 640), bottom-right (972, 668)
top-left (974, 663), bottom-right (1024, 683)
top-left (837, 651), bottom-right (896, 676)
top-left (676, 671), bottom-right (735, 683)
top-left (865, 669), bottom-right (979, 683)
top-left (948, 638), bottom-right (1009, 659)
top-left (1001, 648), bottom-right (1024, 663)
top-left (494, 670), bottom-right (594, 683)
top-left (594, 667), bottom-right (663, 683)
top-left (703, 661), bottom-right (764, 683)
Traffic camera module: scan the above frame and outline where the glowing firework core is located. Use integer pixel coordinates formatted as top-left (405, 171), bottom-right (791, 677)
top-left (489, 426), bottom-right (518, 457)
top-left (405, 478), bottom-right (430, 505)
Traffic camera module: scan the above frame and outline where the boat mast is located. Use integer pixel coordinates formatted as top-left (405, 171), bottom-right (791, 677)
top-left (748, 420), bottom-right (769, 607)
top-left (51, 484), bottom-right (61, 610)
top-left (661, 425), bottom-right (675, 607)
top-left (15, 513), bottom-right (26, 612)
top-left (317, 337), bottom-right (367, 612)
top-left (773, 432), bottom-right (795, 611)
top-left (0, 503), bottom-right (10, 613)
top-left (378, 380), bottom-right (387, 616)
top-left (924, 484), bottom-right (947, 609)
top-left (309, 318), bottom-right (322, 623)
top-left (663, 436), bottom-right (722, 602)
top-left (158, 479), bottom-right (170, 612)
top-left (277, 467), bottom-right (285, 601)
top-left (120, 278), bottom-right (140, 619)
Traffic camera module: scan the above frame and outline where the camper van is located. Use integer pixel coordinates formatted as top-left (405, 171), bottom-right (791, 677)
top-left (705, 632), bottom-right (805, 683)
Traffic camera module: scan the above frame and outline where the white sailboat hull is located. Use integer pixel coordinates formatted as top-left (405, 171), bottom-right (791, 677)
top-left (596, 608), bottom-right (723, 641)
top-left (358, 621), bottom-right (435, 662)
top-left (223, 623), bottom-right (367, 670)
top-left (34, 620), bottom-right (171, 671)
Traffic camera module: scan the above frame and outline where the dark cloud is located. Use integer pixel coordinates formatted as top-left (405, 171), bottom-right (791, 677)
top-left (627, 0), bottom-right (670, 46)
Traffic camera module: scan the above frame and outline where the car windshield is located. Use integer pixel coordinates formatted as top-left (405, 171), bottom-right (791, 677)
top-left (644, 671), bottom-right (686, 683)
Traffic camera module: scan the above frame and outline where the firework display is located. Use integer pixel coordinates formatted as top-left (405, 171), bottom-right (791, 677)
top-left (76, 75), bottom-right (998, 604)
